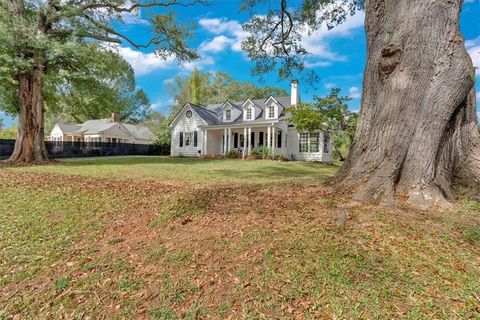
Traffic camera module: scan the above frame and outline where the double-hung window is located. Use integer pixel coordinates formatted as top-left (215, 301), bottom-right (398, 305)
top-left (246, 107), bottom-right (252, 120)
top-left (310, 132), bottom-right (320, 152)
top-left (299, 133), bottom-right (309, 153)
top-left (180, 131), bottom-right (198, 147)
top-left (323, 134), bottom-right (329, 153)
top-left (225, 109), bottom-right (231, 121)
top-left (299, 132), bottom-right (321, 153)
top-left (184, 132), bottom-right (193, 146)
top-left (268, 105), bottom-right (275, 118)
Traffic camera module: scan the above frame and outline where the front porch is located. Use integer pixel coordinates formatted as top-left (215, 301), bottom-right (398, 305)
top-left (202, 123), bottom-right (288, 158)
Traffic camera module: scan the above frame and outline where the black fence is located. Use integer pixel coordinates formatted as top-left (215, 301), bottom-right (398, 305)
top-left (0, 139), bottom-right (170, 159)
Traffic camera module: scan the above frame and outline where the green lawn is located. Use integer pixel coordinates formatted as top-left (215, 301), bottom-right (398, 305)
top-left (5, 156), bottom-right (339, 183)
top-left (1, 157), bottom-right (479, 319)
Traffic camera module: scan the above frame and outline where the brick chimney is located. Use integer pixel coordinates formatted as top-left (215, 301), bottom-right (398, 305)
top-left (111, 112), bottom-right (121, 123)
top-left (291, 80), bottom-right (300, 106)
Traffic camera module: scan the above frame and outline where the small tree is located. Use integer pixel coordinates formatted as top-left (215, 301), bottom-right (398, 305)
top-left (288, 88), bottom-right (357, 161)
top-left (190, 68), bottom-right (202, 105)
top-left (144, 112), bottom-right (171, 148)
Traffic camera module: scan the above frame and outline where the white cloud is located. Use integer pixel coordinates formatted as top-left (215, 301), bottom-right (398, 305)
top-left (476, 92), bottom-right (480, 101)
top-left (198, 18), bottom-right (249, 53)
top-left (200, 35), bottom-right (235, 53)
top-left (348, 86), bottom-right (361, 99)
top-left (466, 36), bottom-right (480, 77)
top-left (465, 36), bottom-right (480, 49)
top-left (325, 82), bottom-right (337, 89)
top-left (118, 46), bottom-right (176, 75)
top-left (121, 13), bottom-right (149, 26)
top-left (199, 18), bottom-right (245, 35)
top-left (150, 97), bottom-right (175, 113)
top-left (118, 1), bottom-right (150, 25)
top-left (198, 12), bottom-right (364, 68)
top-left (304, 60), bottom-right (333, 68)
top-left (117, 46), bottom-right (214, 76)
top-left (182, 56), bottom-right (215, 71)
top-left (300, 11), bottom-right (365, 67)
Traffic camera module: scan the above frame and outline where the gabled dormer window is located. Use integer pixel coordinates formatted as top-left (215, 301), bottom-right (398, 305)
top-left (225, 109), bottom-right (231, 121)
top-left (246, 107), bottom-right (252, 120)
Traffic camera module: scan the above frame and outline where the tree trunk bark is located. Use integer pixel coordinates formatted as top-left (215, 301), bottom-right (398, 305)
top-left (5, 67), bottom-right (48, 164)
top-left (5, 0), bottom-right (49, 164)
top-left (333, 0), bottom-right (480, 208)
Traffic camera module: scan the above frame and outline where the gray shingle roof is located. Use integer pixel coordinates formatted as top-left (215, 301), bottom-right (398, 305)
top-left (57, 123), bottom-right (82, 134)
top-left (70, 119), bottom-right (113, 134)
top-left (197, 96), bottom-right (292, 126)
top-left (56, 119), bottom-right (155, 141)
top-left (190, 104), bottom-right (219, 125)
top-left (122, 123), bottom-right (156, 141)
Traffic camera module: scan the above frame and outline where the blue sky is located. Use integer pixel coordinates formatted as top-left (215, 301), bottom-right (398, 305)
top-left (1, 0), bottom-right (479, 127)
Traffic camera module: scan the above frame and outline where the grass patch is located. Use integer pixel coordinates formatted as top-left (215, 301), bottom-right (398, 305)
top-left (117, 276), bottom-right (144, 292)
top-left (54, 276), bottom-right (71, 291)
top-left (1, 159), bottom-right (479, 319)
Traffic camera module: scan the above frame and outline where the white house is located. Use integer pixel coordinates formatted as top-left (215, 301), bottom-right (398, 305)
top-left (169, 81), bottom-right (332, 161)
top-left (48, 113), bottom-right (155, 144)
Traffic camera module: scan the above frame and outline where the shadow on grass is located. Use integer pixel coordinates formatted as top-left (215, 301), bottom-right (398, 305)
top-left (211, 165), bottom-right (337, 181)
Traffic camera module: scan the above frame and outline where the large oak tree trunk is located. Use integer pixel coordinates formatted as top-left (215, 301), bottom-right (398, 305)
top-left (333, 0), bottom-right (480, 207)
top-left (5, 67), bottom-right (48, 164)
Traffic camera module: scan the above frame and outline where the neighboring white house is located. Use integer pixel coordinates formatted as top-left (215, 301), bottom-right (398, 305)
top-left (48, 113), bottom-right (155, 144)
top-left (169, 81), bottom-right (332, 162)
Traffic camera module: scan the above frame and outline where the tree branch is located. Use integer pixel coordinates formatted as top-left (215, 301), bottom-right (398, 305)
top-left (80, 0), bottom-right (207, 13)
top-left (49, 28), bottom-right (122, 44)
top-left (80, 14), bottom-right (165, 49)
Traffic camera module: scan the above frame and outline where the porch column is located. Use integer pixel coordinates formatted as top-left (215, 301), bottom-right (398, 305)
top-left (228, 128), bottom-right (232, 151)
top-left (247, 127), bottom-right (252, 155)
top-left (223, 128), bottom-right (228, 154)
top-left (243, 127), bottom-right (247, 158)
top-left (203, 129), bottom-right (208, 155)
top-left (267, 126), bottom-right (271, 149)
top-left (272, 126), bottom-right (276, 156)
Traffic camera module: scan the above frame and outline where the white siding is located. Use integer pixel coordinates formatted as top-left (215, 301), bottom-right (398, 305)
top-left (50, 124), bottom-right (65, 140)
top-left (286, 127), bottom-right (332, 162)
top-left (171, 107), bottom-right (205, 156)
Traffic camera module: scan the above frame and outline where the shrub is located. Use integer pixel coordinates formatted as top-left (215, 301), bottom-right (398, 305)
top-left (259, 146), bottom-right (273, 159)
top-left (248, 146), bottom-right (273, 159)
top-left (225, 149), bottom-right (241, 159)
top-left (250, 148), bottom-right (262, 159)
top-left (152, 140), bottom-right (171, 155)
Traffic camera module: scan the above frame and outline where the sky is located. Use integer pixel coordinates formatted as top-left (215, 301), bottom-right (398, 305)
top-left (1, 0), bottom-right (480, 127)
